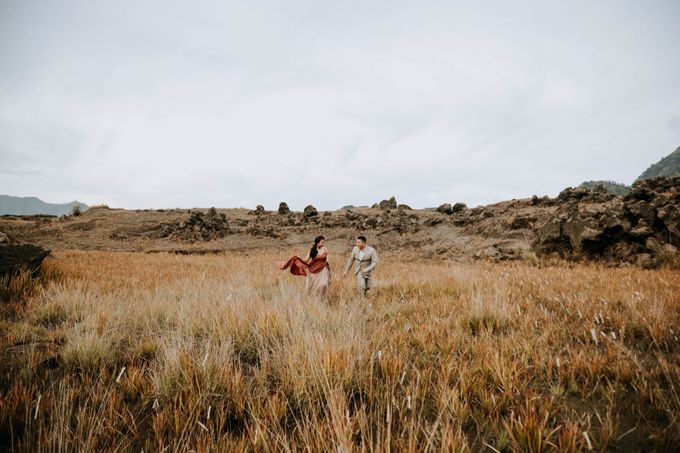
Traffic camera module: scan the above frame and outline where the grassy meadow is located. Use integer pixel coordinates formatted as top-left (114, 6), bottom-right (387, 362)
top-left (1, 250), bottom-right (679, 451)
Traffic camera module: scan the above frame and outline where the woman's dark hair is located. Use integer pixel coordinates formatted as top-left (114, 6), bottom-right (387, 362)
top-left (310, 235), bottom-right (325, 259)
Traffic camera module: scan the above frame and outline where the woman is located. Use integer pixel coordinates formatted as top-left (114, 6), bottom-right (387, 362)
top-left (278, 236), bottom-right (331, 298)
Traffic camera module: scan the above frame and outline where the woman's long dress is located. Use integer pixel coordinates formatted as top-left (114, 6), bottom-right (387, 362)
top-left (305, 259), bottom-right (331, 297)
top-left (279, 253), bottom-right (331, 298)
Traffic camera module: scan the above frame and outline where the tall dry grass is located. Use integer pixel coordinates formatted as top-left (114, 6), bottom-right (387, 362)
top-left (1, 250), bottom-right (679, 451)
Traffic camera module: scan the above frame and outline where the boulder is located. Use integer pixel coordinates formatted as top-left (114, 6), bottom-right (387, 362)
top-left (0, 244), bottom-right (51, 279)
top-left (436, 203), bottom-right (452, 214)
top-left (507, 215), bottom-right (536, 230)
top-left (480, 209), bottom-right (494, 219)
top-left (557, 186), bottom-right (589, 202)
top-left (629, 220), bottom-right (654, 238)
top-left (530, 195), bottom-right (552, 206)
top-left (536, 218), bottom-right (563, 244)
top-left (277, 202), bottom-right (290, 215)
top-left (378, 197), bottom-right (398, 210)
top-left (364, 217), bottom-right (378, 227)
top-left (451, 202), bottom-right (468, 213)
top-left (303, 205), bottom-right (318, 217)
top-left (345, 210), bottom-right (360, 221)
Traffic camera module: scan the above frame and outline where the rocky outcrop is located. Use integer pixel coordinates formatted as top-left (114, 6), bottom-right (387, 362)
top-left (535, 176), bottom-right (680, 267)
top-left (333, 209), bottom-right (420, 234)
top-left (246, 225), bottom-right (282, 239)
top-left (437, 202), bottom-right (468, 215)
top-left (374, 197), bottom-right (398, 210)
top-left (250, 205), bottom-right (265, 215)
top-left (530, 195), bottom-right (552, 206)
top-left (505, 214), bottom-right (537, 230)
top-left (303, 205), bottom-right (318, 217)
top-left (0, 244), bottom-right (51, 279)
top-left (436, 203), bottom-right (452, 214)
top-left (160, 208), bottom-right (228, 241)
top-left (277, 202), bottom-right (290, 215)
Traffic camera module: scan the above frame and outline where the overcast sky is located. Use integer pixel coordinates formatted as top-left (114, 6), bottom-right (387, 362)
top-left (1, 1), bottom-right (679, 210)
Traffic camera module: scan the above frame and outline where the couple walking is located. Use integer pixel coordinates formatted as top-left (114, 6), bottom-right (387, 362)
top-left (278, 235), bottom-right (379, 298)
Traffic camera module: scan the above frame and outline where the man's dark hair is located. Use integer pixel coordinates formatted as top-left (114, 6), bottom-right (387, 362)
top-left (357, 235), bottom-right (367, 243)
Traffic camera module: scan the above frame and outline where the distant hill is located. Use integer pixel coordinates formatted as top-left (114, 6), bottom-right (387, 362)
top-left (578, 180), bottom-right (631, 196)
top-left (0, 195), bottom-right (88, 216)
top-left (636, 145), bottom-right (680, 182)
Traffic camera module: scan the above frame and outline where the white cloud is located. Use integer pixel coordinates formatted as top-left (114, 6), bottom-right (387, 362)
top-left (1, 0), bottom-right (679, 209)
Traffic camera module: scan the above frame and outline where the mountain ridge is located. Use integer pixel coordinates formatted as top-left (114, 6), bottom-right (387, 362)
top-left (579, 144), bottom-right (680, 194)
top-left (0, 195), bottom-right (88, 216)
top-left (635, 145), bottom-right (680, 183)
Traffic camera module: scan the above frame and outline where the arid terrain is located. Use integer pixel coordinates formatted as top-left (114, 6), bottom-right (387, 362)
top-left (1, 177), bottom-right (679, 451)
top-left (2, 176), bottom-right (680, 269)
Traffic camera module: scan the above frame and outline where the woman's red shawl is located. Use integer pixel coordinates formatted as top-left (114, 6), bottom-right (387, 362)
top-left (278, 253), bottom-right (329, 276)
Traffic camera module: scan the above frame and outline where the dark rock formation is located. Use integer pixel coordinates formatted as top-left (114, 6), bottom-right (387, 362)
top-left (246, 225), bottom-right (282, 238)
top-left (530, 195), bottom-right (551, 206)
top-left (277, 202), bottom-right (290, 215)
top-left (451, 202), bottom-right (468, 213)
top-left (535, 176), bottom-right (680, 267)
top-left (557, 186), bottom-right (591, 202)
top-left (303, 205), bottom-right (318, 217)
top-left (160, 208), bottom-right (228, 241)
top-left (437, 202), bottom-right (468, 215)
top-left (378, 197), bottom-right (398, 210)
top-left (0, 244), bottom-right (51, 279)
top-left (506, 215), bottom-right (537, 230)
top-left (437, 203), bottom-right (452, 214)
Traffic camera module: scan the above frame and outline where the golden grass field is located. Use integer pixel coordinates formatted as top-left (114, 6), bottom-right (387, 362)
top-left (1, 250), bottom-right (679, 451)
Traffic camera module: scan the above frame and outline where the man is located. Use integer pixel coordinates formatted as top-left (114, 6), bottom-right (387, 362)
top-left (343, 235), bottom-right (379, 296)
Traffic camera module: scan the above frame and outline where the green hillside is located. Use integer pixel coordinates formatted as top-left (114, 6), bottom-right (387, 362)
top-left (578, 180), bottom-right (631, 196)
top-left (636, 146), bottom-right (680, 182)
